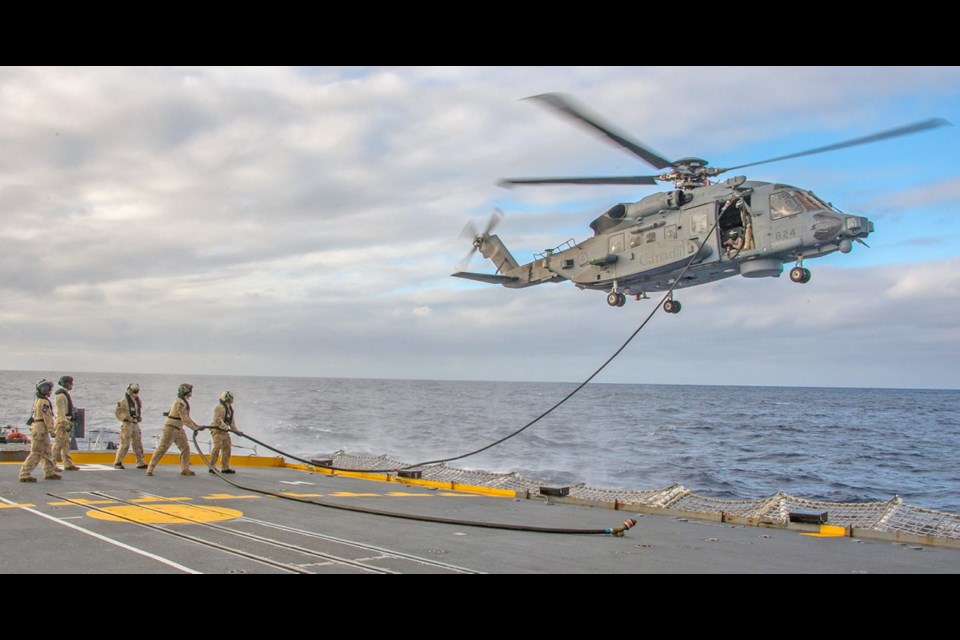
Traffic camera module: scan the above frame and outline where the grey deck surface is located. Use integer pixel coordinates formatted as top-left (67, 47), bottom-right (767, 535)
top-left (2, 461), bottom-right (956, 574)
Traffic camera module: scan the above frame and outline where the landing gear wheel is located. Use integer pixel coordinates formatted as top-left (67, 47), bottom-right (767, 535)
top-left (801, 268), bottom-right (811, 283)
top-left (607, 292), bottom-right (621, 307)
top-left (790, 266), bottom-right (808, 283)
top-left (616, 293), bottom-right (626, 307)
top-left (663, 299), bottom-right (681, 314)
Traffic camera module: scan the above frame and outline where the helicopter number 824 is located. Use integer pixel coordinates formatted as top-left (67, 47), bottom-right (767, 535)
top-left (453, 93), bottom-right (949, 312)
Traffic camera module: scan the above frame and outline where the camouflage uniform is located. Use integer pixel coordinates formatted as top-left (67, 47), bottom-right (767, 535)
top-left (52, 386), bottom-right (79, 471)
top-left (113, 388), bottom-right (147, 469)
top-left (146, 387), bottom-right (200, 476)
top-left (19, 388), bottom-right (60, 482)
top-left (209, 397), bottom-right (237, 473)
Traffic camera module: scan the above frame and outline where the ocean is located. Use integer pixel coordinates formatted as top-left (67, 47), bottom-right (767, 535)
top-left (2, 369), bottom-right (958, 515)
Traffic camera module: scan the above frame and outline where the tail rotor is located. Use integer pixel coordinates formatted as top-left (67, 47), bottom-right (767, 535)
top-left (457, 208), bottom-right (504, 270)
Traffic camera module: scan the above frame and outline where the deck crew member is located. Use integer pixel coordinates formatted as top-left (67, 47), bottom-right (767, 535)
top-left (18, 379), bottom-right (61, 482)
top-left (146, 383), bottom-right (201, 477)
top-left (208, 391), bottom-right (238, 474)
top-left (52, 375), bottom-right (80, 472)
top-left (113, 383), bottom-right (148, 470)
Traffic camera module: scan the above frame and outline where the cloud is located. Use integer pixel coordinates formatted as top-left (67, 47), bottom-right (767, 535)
top-left (1, 66), bottom-right (958, 390)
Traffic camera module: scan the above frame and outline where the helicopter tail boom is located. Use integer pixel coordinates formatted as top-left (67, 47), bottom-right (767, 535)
top-left (453, 234), bottom-right (567, 288)
top-left (477, 234), bottom-right (519, 272)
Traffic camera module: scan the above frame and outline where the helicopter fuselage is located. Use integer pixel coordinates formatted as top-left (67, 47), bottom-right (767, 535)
top-left (454, 177), bottom-right (873, 309)
top-left (450, 93), bottom-right (944, 310)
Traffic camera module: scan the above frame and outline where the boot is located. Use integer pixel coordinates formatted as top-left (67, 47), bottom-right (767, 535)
top-left (180, 469), bottom-right (196, 476)
top-left (19, 477), bottom-right (37, 483)
top-left (44, 473), bottom-right (62, 480)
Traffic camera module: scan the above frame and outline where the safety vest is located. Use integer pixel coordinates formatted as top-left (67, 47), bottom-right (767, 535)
top-left (125, 393), bottom-right (141, 419)
top-left (55, 388), bottom-right (74, 418)
top-left (221, 401), bottom-right (234, 425)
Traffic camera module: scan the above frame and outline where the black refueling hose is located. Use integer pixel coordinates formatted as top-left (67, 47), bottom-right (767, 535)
top-left (190, 427), bottom-right (637, 536)
top-left (188, 217), bottom-right (721, 537)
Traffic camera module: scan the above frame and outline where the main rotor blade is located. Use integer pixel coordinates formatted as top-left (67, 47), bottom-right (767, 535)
top-left (499, 175), bottom-right (660, 188)
top-left (527, 93), bottom-right (675, 170)
top-left (723, 118), bottom-right (952, 172)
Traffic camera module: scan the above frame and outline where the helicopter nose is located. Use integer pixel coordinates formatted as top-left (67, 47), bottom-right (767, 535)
top-left (812, 212), bottom-right (872, 246)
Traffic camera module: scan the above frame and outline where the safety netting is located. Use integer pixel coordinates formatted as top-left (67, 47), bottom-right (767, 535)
top-left (324, 451), bottom-right (960, 543)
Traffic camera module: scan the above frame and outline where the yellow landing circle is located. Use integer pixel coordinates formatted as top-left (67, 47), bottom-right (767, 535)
top-left (87, 503), bottom-right (243, 524)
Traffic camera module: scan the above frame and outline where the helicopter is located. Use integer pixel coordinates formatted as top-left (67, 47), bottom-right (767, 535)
top-left (453, 93), bottom-right (949, 312)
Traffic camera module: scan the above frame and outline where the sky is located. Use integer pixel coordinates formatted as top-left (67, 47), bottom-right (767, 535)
top-left (1, 66), bottom-right (959, 389)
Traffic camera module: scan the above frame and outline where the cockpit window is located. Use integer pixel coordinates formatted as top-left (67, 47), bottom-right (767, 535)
top-left (805, 191), bottom-right (832, 211)
top-left (771, 189), bottom-right (832, 219)
top-left (770, 191), bottom-right (802, 219)
top-left (793, 190), bottom-right (827, 212)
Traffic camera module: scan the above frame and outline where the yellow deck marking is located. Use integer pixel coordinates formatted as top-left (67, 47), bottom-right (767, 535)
top-left (0, 503), bottom-right (36, 509)
top-left (202, 493), bottom-right (260, 500)
top-left (387, 492), bottom-right (432, 497)
top-left (330, 492), bottom-right (379, 497)
top-left (280, 492), bottom-right (324, 498)
top-left (87, 503), bottom-right (243, 524)
top-left (801, 524), bottom-right (847, 538)
top-left (438, 492), bottom-right (481, 497)
top-left (50, 499), bottom-right (117, 506)
top-left (133, 496), bottom-right (191, 503)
